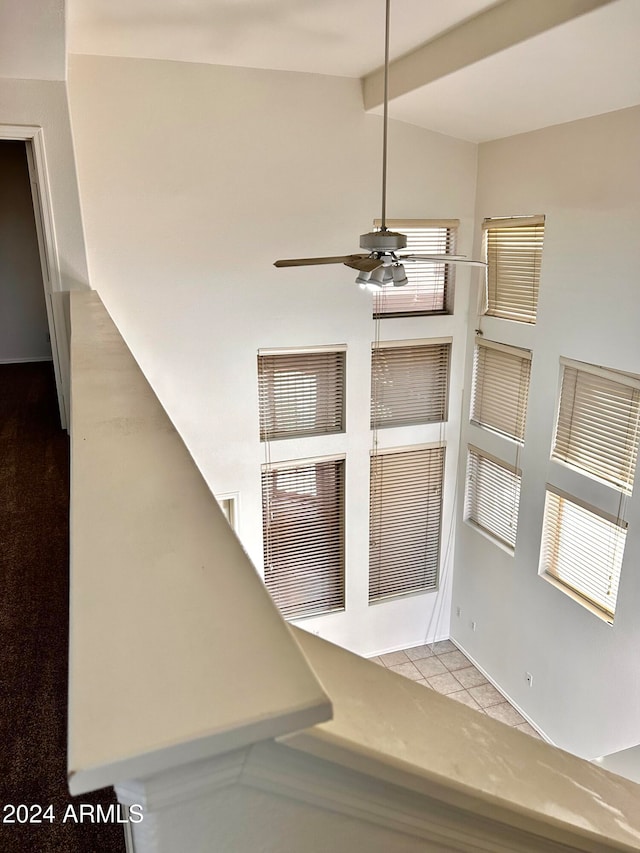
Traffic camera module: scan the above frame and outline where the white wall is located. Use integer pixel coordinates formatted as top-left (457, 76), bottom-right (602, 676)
top-left (0, 141), bottom-right (51, 362)
top-left (453, 106), bottom-right (640, 759)
top-left (0, 78), bottom-right (89, 293)
top-left (67, 55), bottom-right (478, 656)
top-left (0, 0), bottom-right (65, 81)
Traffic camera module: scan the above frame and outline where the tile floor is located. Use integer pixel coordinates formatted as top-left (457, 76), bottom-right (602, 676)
top-left (369, 640), bottom-right (542, 739)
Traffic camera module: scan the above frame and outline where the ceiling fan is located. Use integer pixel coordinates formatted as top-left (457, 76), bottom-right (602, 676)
top-left (274, 0), bottom-right (486, 290)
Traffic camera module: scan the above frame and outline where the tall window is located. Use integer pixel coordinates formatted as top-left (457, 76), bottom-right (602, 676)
top-left (465, 446), bottom-right (522, 550)
top-left (369, 445), bottom-right (444, 602)
top-left (372, 219), bottom-right (458, 317)
top-left (470, 339), bottom-right (531, 442)
top-left (258, 348), bottom-right (346, 440)
top-left (262, 458), bottom-right (345, 619)
top-left (371, 339), bottom-right (451, 429)
top-left (540, 359), bottom-right (639, 621)
top-left (482, 215), bottom-right (545, 324)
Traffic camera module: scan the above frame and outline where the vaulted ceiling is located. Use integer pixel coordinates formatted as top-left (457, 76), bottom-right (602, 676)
top-left (4, 0), bottom-right (640, 142)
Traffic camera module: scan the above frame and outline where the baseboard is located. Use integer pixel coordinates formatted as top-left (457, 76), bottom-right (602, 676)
top-left (450, 638), bottom-right (554, 745)
top-left (367, 633), bottom-right (451, 660)
top-left (0, 356), bottom-right (53, 364)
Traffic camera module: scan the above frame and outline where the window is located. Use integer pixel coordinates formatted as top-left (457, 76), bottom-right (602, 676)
top-left (483, 215), bottom-right (544, 323)
top-left (216, 493), bottom-right (238, 531)
top-left (371, 339), bottom-right (451, 429)
top-left (369, 445), bottom-right (444, 602)
top-left (258, 348), bottom-right (346, 440)
top-left (470, 338), bottom-right (531, 442)
top-left (372, 219), bottom-right (458, 316)
top-left (540, 487), bottom-right (626, 622)
top-left (465, 447), bottom-right (521, 550)
top-left (552, 359), bottom-right (640, 494)
top-left (262, 458), bottom-right (345, 620)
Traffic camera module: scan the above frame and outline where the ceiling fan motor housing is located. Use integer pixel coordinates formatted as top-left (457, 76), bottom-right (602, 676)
top-left (360, 230), bottom-right (407, 253)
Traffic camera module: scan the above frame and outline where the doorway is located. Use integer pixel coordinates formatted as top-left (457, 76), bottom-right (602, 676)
top-left (0, 141), bottom-right (52, 364)
top-left (0, 129), bottom-right (68, 429)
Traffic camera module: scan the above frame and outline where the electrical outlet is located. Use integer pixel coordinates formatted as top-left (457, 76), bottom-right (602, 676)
top-left (526, 672), bottom-right (533, 687)
top-left (456, 606), bottom-right (462, 618)
top-left (471, 620), bottom-right (477, 632)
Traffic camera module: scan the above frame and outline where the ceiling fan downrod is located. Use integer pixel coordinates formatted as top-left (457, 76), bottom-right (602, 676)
top-left (272, 0), bottom-right (486, 283)
top-left (380, 0), bottom-right (391, 233)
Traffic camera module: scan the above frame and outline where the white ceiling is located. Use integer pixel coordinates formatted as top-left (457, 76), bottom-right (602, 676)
top-left (380, 0), bottom-right (640, 141)
top-left (67, 0), bottom-right (500, 79)
top-left (60, 0), bottom-right (640, 141)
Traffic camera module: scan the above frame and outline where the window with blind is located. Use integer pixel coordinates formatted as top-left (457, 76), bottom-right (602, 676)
top-left (372, 219), bottom-right (458, 317)
top-left (552, 359), bottom-right (640, 494)
top-left (483, 215), bottom-right (545, 324)
top-left (258, 348), bottom-right (346, 440)
top-left (470, 339), bottom-right (531, 442)
top-left (540, 487), bottom-right (627, 621)
top-left (371, 339), bottom-right (451, 429)
top-left (465, 446), bottom-right (521, 550)
top-left (369, 445), bottom-right (444, 602)
top-left (262, 457), bottom-right (345, 620)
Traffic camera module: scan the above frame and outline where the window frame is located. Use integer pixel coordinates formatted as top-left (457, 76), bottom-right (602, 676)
top-left (258, 345), bottom-right (346, 441)
top-left (370, 337), bottom-right (451, 430)
top-left (369, 443), bottom-right (445, 603)
top-left (215, 492), bottom-right (239, 532)
top-left (262, 455), bottom-right (346, 621)
top-left (470, 337), bottom-right (532, 444)
top-left (372, 219), bottom-right (458, 318)
top-left (539, 485), bottom-right (627, 623)
top-left (464, 445), bottom-right (522, 552)
top-left (551, 357), bottom-right (640, 495)
top-left (482, 215), bottom-right (545, 324)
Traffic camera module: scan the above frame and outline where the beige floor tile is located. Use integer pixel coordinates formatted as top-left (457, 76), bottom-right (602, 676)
top-left (414, 656), bottom-right (447, 678)
top-left (454, 666), bottom-right (488, 689)
top-left (387, 661), bottom-right (423, 681)
top-left (404, 644), bottom-right (435, 661)
top-left (448, 689), bottom-right (482, 711)
top-left (484, 702), bottom-right (526, 726)
top-left (427, 672), bottom-right (462, 695)
top-left (438, 650), bottom-right (470, 672)
top-left (368, 656), bottom-right (385, 666)
top-left (414, 678), bottom-right (431, 688)
top-left (379, 650), bottom-right (409, 667)
top-left (515, 722), bottom-right (542, 739)
top-left (468, 682), bottom-right (504, 708)
top-left (430, 639), bottom-right (457, 655)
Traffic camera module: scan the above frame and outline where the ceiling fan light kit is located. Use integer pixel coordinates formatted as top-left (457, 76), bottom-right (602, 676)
top-left (392, 264), bottom-right (408, 287)
top-left (356, 271), bottom-right (382, 291)
top-left (273, 0), bottom-right (485, 288)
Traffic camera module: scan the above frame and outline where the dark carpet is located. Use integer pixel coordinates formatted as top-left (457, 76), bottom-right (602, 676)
top-left (0, 362), bottom-right (125, 853)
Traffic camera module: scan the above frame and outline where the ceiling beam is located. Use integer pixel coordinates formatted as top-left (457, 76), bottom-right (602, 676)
top-left (362, 0), bottom-right (618, 110)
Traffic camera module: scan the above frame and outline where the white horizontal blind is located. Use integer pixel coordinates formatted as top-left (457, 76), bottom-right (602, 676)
top-left (465, 447), bottom-right (521, 549)
top-left (371, 341), bottom-right (450, 428)
top-left (369, 446), bottom-right (444, 601)
top-left (262, 458), bottom-right (344, 620)
top-left (258, 350), bottom-right (345, 440)
top-left (372, 220), bottom-right (457, 316)
top-left (471, 339), bottom-right (531, 441)
top-left (483, 216), bottom-right (544, 323)
top-left (541, 488), bottom-right (627, 620)
top-left (552, 362), bottom-right (640, 494)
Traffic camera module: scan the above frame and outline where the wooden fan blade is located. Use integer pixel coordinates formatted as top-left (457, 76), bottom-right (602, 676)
top-left (343, 257), bottom-right (383, 273)
top-left (402, 254), bottom-right (487, 268)
top-left (274, 255), bottom-right (362, 267)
